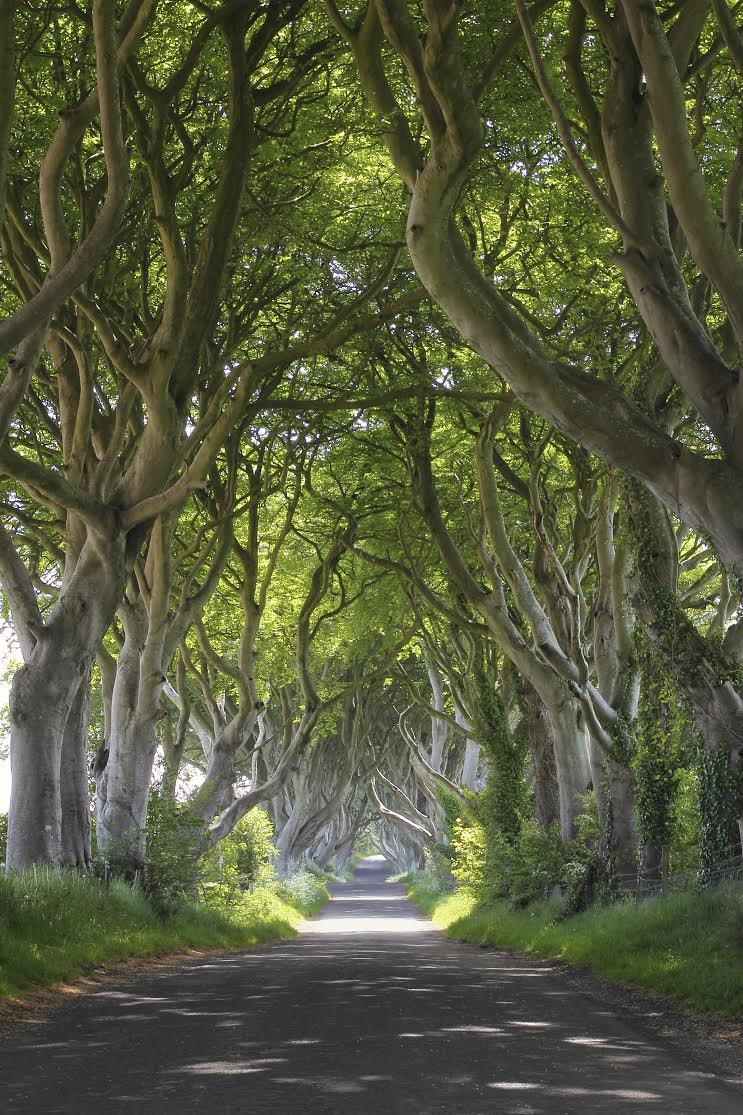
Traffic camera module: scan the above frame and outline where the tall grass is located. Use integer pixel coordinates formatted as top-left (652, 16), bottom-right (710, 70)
top-left (409, 876), bottom-right (743, 1016)
top-left (0, 866), bottom-right (328, 999)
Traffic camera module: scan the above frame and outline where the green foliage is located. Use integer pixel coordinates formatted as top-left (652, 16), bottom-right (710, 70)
top-left (560, 790), bottom-right (617, 915)
top-left (668, 768), bottom-right (701, 876)
top-left (450, 787), bottom-right (604, 911)
top-left (507, 821), bottom-right (568, 907)
top-left (436, 783), bottom-right (471, 842)
top-left (0, 865), bottom-right (328, 1000)
top-left (698, 745), bottom-right (743, 881)
top-left (410, 879), bottom-right (743, 1017)
top-left (449, 663), bottom-right (535, 904)
top-left (471, 667), bottom-right (527, 843)
top-left (405, 868), bottom-right (454, 908)
top-left (273, 867), bottom-right (329, 915)
top-left (449, 816), bottom-right (487, 892)
top-left (634, 643), bottom-right (692, 858)
top-left (627, 482), bottom-right (735, 688)
top-left (141, 791), bottom-right (204, 913)
top-left (200, 808), bottom-right (276, 907)
top-left (0, 813), bottom-right (6, 863)
top-left (451, 812), bottom-right (568, 907)
top-left (572, 789), bottom-right (601, 848)
top-left (608, 714), bottom-right (636, 769)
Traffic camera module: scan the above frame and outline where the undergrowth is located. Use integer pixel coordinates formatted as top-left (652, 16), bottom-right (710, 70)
top-left (409, 875), bottom-right (743, 1016)
top-left (0, 866), bottom-right (328, 1000)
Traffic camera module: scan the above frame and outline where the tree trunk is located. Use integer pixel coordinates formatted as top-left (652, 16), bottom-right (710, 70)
top-left (60, 668), bottom-right (92, 869)
top-left (96, 605), bottom-right (155, 868)
top-left (461, 737), bottom-right (480, 792)
top-left (6, 531), bottom-right (128, 867)
top-left (275, 772), bottom-right (310, 875)
top-left (605, 759), bottom-right (638, 883)
top-left (546, 692), bottom-right (591, 841)
top-left (640, 840), bottom-right (664, 883)
top-left (7, 658), bottom-right (72, 867)
top-left (426, 660), bottom-right (449, 772)
top-left (518, 678), bottom-right (560, 830)
top-left (456, 706), bottom-right (480, 790)
top-left (195, 710), bottom-right (259, 826)
top-left (7, 623), bottom-right (101, 868)
top-left (96, 720), bottom-right (158, 869)
top-left (588, 736), bottom-right (639, 882)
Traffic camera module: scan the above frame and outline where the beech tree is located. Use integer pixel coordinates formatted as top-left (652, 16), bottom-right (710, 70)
top-left (332, 0), bottom-right (743, 840)
top-left (0, 1), bottom-right (417, 867)
top-left (1, 0), bottom-right (740, 888)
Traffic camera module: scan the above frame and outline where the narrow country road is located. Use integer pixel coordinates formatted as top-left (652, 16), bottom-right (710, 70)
top-left (1, 856), bottom-right (741, 1113)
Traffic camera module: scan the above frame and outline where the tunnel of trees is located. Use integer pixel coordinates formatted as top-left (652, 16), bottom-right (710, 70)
top-left (1, 0), bottom-right (742, 905)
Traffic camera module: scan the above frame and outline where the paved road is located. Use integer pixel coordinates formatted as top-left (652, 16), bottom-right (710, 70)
top-left (1, 856), bottom-right (741, 1113)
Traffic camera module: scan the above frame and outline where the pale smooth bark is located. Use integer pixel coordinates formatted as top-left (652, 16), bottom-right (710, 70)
top-left (97, 509), bottom-right (232, 863)
top-left (517, 677), bottom-right (560, 830)
top-left (425, 656), bottom-right (449, 772)
top-left (460, 724), bottom-right (481, 791)
top-left (3, 10), bottom-right (256, 866)
top-left (6, 536), bottom-right (127, 868)
top-left (60, 669), bottom-right (93, 870)
top-left (338, 0), bottom-right (743, 579)
top-left (96, 598), bottom-right (153, 865)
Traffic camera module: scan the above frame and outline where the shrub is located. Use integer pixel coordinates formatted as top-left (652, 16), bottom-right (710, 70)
top-left (450, 816), bottom-right (487, 892)
top-left (0, 812), bottom-right (7, 864)
top-left (508, 821), bottom-right (567, 906)
top-left (273, 867), bottom-right (328, 914)
top-left (408, 868), bottom-right (454, 909)
top-left (199, 808), bottom-right (275, 907)
top-left (451, 807), bottom-right (589, 908)
top-left (142, 790), bottom-right (204, 914)
top-left (669, 766), bottom-right (701, 875)
top-left (452, 813), bottom-right (566, 904)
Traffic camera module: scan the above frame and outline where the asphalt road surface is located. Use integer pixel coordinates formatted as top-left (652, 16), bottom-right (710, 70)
top-left (1, 855), bottom-right (741, 1113)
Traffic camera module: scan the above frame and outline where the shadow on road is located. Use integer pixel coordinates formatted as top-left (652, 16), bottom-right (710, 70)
top-left (1, 856), bottom-right (740, 1113)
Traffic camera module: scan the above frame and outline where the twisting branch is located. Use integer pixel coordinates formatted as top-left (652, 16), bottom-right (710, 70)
top-left (324, 0), bottom-right (423, 187)
top-left (0, 0), bottom-right (153, 354)
top-left (0, 0), bottom-right (16, 235)
top-left (621, 0), bottom-right (743, 348)
top-left (515, 0), bottom-right (640, 244)
top-left (368, 776), bottom-right (436, 842)
top-left (0, 518), bottom-right (44, 660)
top-left (710, 0), bottom-right (743, 76)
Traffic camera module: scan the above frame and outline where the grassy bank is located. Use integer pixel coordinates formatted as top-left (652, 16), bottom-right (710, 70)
top-left (0, 867), bottom-right (327, 1000)
top-left (409, 875), bottom-right (743, 1016)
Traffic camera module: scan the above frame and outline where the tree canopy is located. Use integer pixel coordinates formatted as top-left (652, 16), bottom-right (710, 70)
top-left (0, 0), bottom-right (742, 891)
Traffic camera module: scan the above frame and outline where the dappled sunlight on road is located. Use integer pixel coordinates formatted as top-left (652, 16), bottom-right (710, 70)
top-left (331, 893), bottom-right (407, 901)
top-left (486, 1081), bottom-right (663, 1101)
top-left (299, 859), bottom-right (438, 936)
top-left (1, 856), bottom-right (741, 1113)
top-left (300, 911), bottom-right (437, 935)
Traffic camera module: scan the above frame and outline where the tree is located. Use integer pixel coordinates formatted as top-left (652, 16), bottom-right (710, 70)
top-left (0, 1), bottom-right (418, 867)
top-left (334, 0), bottom-right (743, 841)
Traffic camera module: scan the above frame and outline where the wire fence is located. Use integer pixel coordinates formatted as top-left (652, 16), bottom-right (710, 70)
top-left (613, 843), bottom-right (743, 901)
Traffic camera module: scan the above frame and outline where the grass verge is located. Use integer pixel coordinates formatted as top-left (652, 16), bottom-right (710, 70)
top-left (0, 867), bottom-right (328, 1000)
top-left (408, 874), bottom-right (743, 1016)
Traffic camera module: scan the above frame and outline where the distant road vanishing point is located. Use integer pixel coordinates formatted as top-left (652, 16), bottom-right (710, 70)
top-left (1, 856), bottom-right (741, 1114)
